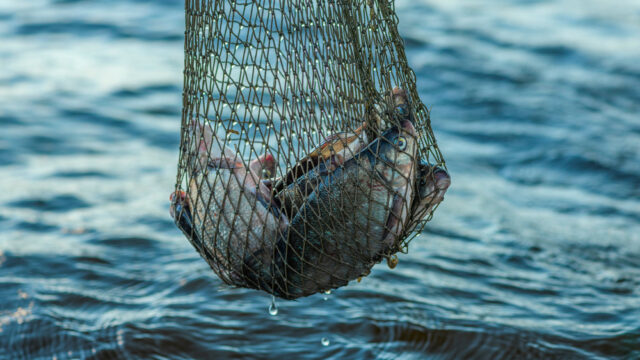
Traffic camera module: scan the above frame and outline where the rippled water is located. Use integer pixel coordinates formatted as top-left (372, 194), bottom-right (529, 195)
top-left (1, 0), bottom-right (639, 358)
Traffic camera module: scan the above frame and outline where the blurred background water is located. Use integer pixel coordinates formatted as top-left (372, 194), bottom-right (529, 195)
top-left (1, 0), bottom-right (639, 359)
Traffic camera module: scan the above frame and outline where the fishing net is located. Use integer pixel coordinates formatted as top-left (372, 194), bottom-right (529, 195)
top-left (172, 0), bottom-right (448, 300)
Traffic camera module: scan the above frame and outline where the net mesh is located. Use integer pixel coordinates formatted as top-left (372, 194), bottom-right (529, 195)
top-left (172, 0), bottom-right (448, 300)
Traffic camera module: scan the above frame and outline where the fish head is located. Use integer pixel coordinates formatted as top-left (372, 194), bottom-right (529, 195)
top-left (373, 120), bottom-right (419, 187)
top-left (417, 163), bottom-right (450, 200)
top-left (412, 162), bottom-right (450, 221)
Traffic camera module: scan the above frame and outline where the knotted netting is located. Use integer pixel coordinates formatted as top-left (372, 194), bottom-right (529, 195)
top-left (172, 0), bottom-right (449, 300)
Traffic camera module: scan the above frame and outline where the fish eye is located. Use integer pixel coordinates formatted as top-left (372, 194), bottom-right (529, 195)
top-left (262, 168), bottom-right (271, 178)
top-left (394, 136), bottom-right (407, 150)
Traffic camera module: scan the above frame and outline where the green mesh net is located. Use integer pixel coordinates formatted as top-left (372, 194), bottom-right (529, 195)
top-left (172, 0), bottom-right (448, 300)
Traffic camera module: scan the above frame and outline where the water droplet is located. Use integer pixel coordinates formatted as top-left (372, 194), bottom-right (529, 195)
top-left (268, 296), bottom-right (278, 316)
top-left (321, 337), bottom-right (330, 346)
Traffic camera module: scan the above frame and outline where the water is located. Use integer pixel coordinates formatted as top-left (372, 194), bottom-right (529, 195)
top-left (1, 0), bottom-right (639, 358)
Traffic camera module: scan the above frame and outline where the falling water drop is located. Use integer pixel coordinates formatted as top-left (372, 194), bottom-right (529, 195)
top-left (268, 296), bottom-right (278, 316)
top-left (321, 337), bottom-right (330, 346)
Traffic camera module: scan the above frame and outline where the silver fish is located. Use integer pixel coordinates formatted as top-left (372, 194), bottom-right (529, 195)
top-left (188, 157), bottom-right (288, 289)
top-left (270, 120), bottom-right (418, 299)
top-left (169, 152), bottom-right (281, 253)
top-left (173, 122), bottom-right (289, 290)
top-left (273, 87), bottom-right (413, 218)
top-left (272, 123), bottom-right (369, 218)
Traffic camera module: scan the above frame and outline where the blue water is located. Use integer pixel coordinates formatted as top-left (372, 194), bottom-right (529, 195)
top-left (1, 0), bottom-right (639, 358)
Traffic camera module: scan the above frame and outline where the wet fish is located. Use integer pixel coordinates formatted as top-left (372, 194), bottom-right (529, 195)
top-left (273, 87), bottom-right (414, 218)
top-left (187, 155), bottom-right (288, 289)
top-left (173, 122), bottom-right (289, 290)
top-left (169, 151), bottom-right (281, 259)
top-left (272, 124), bottom-right (369, 218)
top-left (270, 120), bottom-right (418, 299)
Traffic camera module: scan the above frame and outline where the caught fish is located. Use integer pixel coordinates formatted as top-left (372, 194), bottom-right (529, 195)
top-left (170, 151), bottom-right (281, 256)
top-left (272, 123), bottom-right (369, 218)
top-left (189, 120), bottom-right (237, 172)
top-left (274, 87), bottom-right (413, 218)
top-left (270, 120), bottom-right (418, 299)
top-left (173, 122), bottom-right (289, 290)
top-left (187, 156), bottom-right (288, 290)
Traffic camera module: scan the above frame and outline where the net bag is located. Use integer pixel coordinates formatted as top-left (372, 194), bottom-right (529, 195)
top-left (172, 0), bottom-right (448, 300)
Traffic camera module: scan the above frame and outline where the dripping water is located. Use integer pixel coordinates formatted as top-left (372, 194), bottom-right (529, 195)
top-left (268, 295), bottom-right (278, 316)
